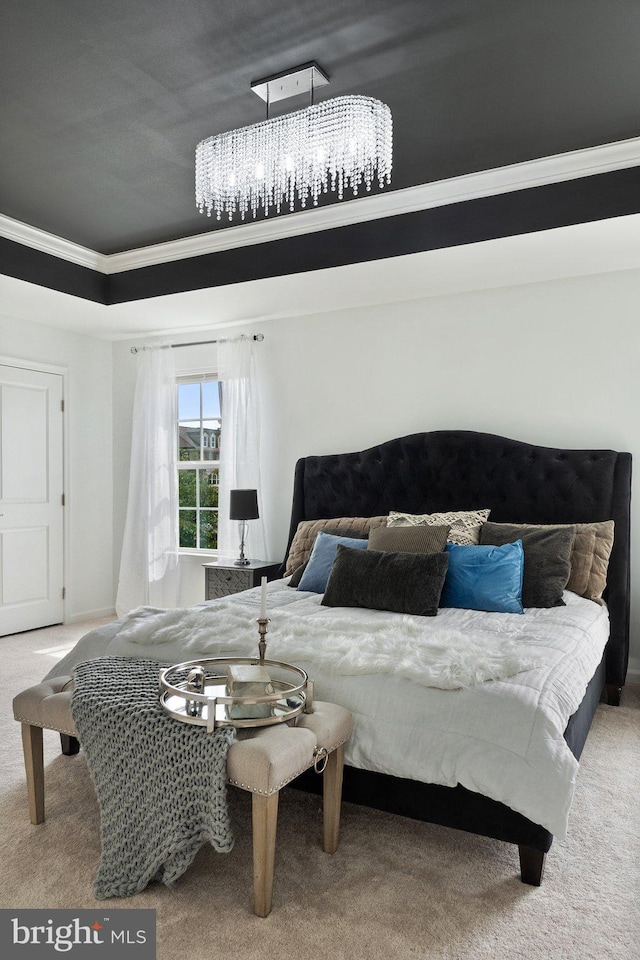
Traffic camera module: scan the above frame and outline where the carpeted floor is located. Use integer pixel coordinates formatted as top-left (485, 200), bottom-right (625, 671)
top-left (1, 619), bottom-right (639, 959)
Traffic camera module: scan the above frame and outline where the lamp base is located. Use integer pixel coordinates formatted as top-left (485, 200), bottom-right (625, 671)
top-left (234, 519), bottom-right (251, 566)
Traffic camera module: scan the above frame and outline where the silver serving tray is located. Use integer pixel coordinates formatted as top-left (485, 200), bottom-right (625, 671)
top-left (159, 657), bottom-right (313, 731)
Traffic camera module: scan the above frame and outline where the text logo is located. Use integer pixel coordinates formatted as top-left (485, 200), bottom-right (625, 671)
top-left (1, 910), bottom-right (156, 958)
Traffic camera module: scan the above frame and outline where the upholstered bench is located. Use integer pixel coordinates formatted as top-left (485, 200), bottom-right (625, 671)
top-left (13, 676), bottom-right (353, 916)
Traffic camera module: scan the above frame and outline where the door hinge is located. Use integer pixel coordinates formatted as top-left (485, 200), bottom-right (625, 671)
top-left (62, 587), bottom-right (66, 600)
top-left (61, 399), bottom-right (65, 412)
top-left (62, 493), bottom-right (66, 507)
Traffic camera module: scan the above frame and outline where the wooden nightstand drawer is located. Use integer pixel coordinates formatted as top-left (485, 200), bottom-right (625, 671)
top-left (203, 560), bottom-right (281, 600)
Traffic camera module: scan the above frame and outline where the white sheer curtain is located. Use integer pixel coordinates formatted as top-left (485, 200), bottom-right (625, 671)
top-left (116, 345), bottom-right (179, 616)
top-left (217, 335), bottom-right (268, 561)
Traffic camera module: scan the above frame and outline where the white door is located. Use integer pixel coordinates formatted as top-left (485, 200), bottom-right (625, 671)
top-left (0, 364), bottom-right (64, 636)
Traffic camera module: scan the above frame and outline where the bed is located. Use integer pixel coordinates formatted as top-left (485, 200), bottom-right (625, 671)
top-left (278, 429), bottom-right (631, 884)
top-left (47, 430), bottom-right (631, 886)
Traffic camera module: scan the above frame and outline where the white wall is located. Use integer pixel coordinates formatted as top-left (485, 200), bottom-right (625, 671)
top-left (111, 265), bottom-right (640, 675)
top-left (0, 311), bottom-right (114, 622)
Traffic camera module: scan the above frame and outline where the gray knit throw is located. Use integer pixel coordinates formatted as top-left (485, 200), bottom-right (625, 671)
top-left (71, 657), bottom-right (235, 899)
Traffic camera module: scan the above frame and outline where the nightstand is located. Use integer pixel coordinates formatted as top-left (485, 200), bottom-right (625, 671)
top-left (203, 559), bottom-right (282, 600)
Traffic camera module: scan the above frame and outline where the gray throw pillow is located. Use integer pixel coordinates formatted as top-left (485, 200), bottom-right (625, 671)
top-left (479, 522), bottom-right (576, 608)
top-left (321, 544), bottom-right (449, 617)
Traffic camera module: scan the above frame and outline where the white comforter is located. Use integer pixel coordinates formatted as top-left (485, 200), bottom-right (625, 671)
top-left (46, 581), bottom-right (609, 839)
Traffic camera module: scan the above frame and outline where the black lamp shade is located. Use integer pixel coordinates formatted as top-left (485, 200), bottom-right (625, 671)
top-left (229, 489), bottom-right (259, 520)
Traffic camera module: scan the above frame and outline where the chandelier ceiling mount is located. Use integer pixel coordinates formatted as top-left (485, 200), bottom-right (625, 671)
top-left (250, 61), bottom-right (330, 107)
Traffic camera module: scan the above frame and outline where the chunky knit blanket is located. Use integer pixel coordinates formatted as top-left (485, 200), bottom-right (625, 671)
top-left (71, 657), bottom-right (235, 900)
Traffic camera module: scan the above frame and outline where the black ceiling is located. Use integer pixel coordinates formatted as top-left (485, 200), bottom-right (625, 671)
top-left (2, 0), bottom-right (640, 255)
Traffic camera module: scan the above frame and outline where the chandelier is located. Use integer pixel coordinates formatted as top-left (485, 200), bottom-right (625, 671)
top-left (195, 62), bottom-right (392, 222)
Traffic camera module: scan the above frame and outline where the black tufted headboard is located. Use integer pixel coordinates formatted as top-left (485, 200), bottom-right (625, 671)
top-left (284, 430), bottom-right (632, 692)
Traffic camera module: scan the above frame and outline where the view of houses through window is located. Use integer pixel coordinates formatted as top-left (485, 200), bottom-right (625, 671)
top-left (177, 377), bottom-right (221, 550)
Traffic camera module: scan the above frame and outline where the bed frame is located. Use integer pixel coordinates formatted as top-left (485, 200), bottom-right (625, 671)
top-left (284, 430), bottom-right (632, 884)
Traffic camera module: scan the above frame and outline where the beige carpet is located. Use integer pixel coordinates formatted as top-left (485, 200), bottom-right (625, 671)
top-left (1, 619), bottom-right (639, 960)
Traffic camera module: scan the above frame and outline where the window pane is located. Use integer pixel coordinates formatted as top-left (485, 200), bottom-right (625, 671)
top-left (200, 469), bottom-right (219, 507)
top-left (179, 510), bottom-right (197, 548)
top-left (202, 420), bottom-right (220, 460)
top-left (178, 424), bottom-right (201, 460)
top-left (179, 447), bottom-right (200, 462)
top-left (200, 510), bottom-right (218, 549)
top-left (178, 382), bottom-right (200, 420)
top-left (179, 470), bottom-right (197, 507)
top-left (202, 381), bottom-right (221, 419)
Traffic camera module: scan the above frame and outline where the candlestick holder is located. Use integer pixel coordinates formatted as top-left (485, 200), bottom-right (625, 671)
top-left (257, 617), bottom-right (270, 664)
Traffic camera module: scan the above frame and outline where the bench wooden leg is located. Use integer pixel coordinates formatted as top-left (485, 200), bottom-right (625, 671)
top-left (252, 792), bottom-right (279, 917)
top-left (323, 744), bottom-right (345, 855)
top-left (21, 723), bottom-right (45, 825)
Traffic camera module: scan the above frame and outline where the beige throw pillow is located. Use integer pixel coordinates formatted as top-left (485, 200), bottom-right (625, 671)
top-left (387, 509), bottom-right (490, 546)
top-left (565, 521), bottom-right (614, 603)
top-left (284, 516), bottom-right (387, 575)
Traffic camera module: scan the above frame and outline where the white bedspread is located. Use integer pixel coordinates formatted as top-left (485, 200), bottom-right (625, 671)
top-left (46, 581), bottom-right (609, 839)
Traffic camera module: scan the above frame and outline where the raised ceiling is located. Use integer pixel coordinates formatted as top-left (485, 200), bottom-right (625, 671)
top-left (2, 0), bottom-right (640, 255)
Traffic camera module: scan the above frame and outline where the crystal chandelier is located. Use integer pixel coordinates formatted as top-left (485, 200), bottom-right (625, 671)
top-left (195, 62), bottom-right (392, 222)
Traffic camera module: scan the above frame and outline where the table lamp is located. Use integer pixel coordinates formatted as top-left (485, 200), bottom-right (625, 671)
top-left (229, 489), bottom-right (259, 565)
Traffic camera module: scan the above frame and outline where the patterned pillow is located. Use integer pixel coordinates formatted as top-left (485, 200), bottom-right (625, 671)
top-left (284, 516), bottom-right (387, 575)
top-left (387, 509), bottom-right (490, 546)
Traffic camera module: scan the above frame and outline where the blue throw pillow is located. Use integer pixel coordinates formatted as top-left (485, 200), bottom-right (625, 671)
top-left (440, 540), bottom-right (524, 614)
top-left (297, 531), bottom-right (369, 593)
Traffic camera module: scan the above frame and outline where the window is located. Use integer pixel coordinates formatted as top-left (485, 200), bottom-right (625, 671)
top-left (177, 377), bottom-right (221, 550)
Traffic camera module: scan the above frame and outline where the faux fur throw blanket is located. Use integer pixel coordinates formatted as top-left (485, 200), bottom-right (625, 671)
top-left (71, 657), bottom-right (235, 899)
top-left (101, 599), bottom-right (540, 690)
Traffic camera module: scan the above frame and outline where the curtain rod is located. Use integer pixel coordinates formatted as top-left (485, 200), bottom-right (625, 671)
top-left (130, 333), bottom-right (264, 354)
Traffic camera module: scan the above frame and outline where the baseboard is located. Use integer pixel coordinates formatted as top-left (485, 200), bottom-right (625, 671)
top-left (66, 606), bottom-right (116, 625)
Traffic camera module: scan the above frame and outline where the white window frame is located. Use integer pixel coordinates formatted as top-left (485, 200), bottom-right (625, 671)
top-left (176, 374), bottom-right (221, 554)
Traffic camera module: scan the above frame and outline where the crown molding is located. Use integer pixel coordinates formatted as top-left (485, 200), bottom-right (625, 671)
top-left (0, 213), bottom-right (108, 271)
top-left (2, 136), bottom-right (640, 276)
